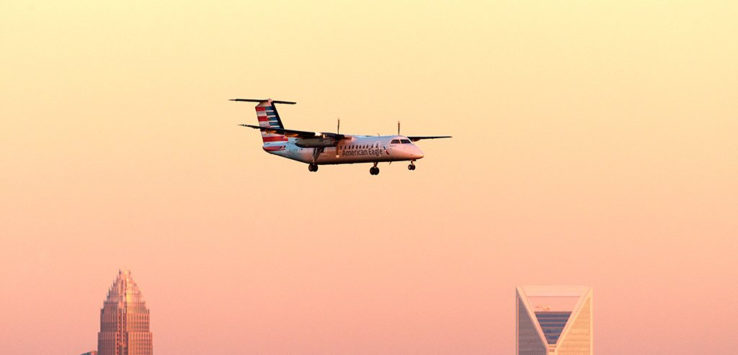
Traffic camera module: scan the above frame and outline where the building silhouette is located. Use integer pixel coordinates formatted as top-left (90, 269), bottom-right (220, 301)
top-left (97, 270), bottom-right (153, 355)
top-left (516, 285), bottom-right (593, 355)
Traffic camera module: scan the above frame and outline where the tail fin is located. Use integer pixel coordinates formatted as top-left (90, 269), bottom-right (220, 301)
top-left (231, 98), bottom-right (295, 146)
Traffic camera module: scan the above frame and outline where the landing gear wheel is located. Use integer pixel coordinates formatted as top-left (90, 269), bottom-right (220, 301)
top-left (408, 163), bottom-right (416, 171)
top-left (308, 163), bottom-right (318, 172)
top-left (370, 167), bottom-right (380, 175)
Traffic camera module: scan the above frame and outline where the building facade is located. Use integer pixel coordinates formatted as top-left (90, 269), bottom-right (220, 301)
top-left (516, 285), bottom-right (593, 355)
top-left (98, 270), bottom-right (153, 355)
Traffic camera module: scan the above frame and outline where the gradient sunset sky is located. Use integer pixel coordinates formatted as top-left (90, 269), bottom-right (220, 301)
top-left (2, 1), bottom-right (737, 354)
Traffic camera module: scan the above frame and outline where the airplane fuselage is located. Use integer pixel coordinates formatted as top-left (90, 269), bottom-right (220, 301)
top-left (264, 135), bottom-right (424, 165)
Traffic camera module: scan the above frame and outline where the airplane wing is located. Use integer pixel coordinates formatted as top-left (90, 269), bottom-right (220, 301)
top-left (239, 124), bottom-right (346, 147)
top-left (239, 124), bottom-right (316, 138)
top-left (408, 136), bottom-right (452, 141)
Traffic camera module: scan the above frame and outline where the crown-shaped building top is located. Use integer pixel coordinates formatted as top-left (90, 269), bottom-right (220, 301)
top-left (516, 285), bottom-right (593, 355)
top-left (98, 270), bottom-right (153, 355)
top-left (104, 270), bottom-right (146, 307)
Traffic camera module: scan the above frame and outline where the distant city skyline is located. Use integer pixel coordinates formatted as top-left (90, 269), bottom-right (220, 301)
top-left (97, 270), bottom-right (153, 355)
top-left (516, 286), bottom-right (593, 355)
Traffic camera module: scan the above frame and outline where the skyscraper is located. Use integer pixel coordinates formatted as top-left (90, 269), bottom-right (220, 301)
top-left (98, 270), bottom-right (153, 355)
top-left (516, 285), bottom-right (593, 355)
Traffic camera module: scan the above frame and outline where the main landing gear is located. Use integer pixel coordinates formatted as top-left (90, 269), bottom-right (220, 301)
top-left (369, 162), bottom-right (380, 175)
top-left (408, 161), bottom-right (416, 171)
top-left (308, 163), bottom-right (318, 172)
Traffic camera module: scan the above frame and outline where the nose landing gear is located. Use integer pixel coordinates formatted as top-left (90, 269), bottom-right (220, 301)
top-left (408, 161), bottom-right (416, 171)
top-left (308, 163), bottom-right (318, 172)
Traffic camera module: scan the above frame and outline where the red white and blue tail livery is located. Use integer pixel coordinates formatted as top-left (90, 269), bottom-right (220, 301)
top-left (232, 98), bottom-right (451, 175)
top-left (255, 100), bottom-right (288, 151)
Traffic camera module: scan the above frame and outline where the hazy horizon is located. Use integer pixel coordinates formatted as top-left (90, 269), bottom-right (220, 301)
top-left (2, 1), bottom-right (737, 354)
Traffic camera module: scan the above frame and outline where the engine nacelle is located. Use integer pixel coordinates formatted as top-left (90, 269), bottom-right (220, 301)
top-left (295, 137), bottom-right (337, 148)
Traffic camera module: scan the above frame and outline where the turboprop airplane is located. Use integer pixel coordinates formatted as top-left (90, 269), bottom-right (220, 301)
top-left (233, 98), bottom-right (451, 175)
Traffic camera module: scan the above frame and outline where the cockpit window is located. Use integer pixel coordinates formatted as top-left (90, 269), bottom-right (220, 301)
top-left (401, 139), bottom-right (412, 144)
top-left (391, 139), bottom-right (400, 144)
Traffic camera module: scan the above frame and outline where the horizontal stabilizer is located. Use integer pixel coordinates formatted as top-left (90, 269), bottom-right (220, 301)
top-left (230, 98), bottom-right (296, 105)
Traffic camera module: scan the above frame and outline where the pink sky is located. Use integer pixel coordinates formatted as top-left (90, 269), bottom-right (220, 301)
top-left (1, 1), bottom-right (737, 354)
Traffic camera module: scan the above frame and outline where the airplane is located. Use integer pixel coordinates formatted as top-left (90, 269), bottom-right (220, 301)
top-left (233, 98), bottom-right (451, 175)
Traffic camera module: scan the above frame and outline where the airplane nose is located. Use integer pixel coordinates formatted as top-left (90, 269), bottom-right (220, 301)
top-left (413, 146), bottom-right (424, 160)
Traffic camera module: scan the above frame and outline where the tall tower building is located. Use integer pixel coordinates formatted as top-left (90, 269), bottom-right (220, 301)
top-left (98, 270), bottom-right (153, 355)
top-left (516, 285), bottom-right (593, 355)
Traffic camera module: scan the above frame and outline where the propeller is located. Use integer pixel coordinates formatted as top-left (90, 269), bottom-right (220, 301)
top-left (397, 121), bottom-right (401, 135)
top-left (336, 118), bottom-right (341, 157)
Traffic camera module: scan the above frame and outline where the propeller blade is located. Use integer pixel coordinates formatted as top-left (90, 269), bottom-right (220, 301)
top-left (336, 118), bottom-right (341, 157)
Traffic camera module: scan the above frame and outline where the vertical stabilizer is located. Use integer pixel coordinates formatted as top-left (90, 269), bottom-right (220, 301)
top-left (231, 98), bottom-right (296, 152)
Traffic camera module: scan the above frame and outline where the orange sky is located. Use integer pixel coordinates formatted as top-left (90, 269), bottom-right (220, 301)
top-left (1, 1), bottom-right (737, 354)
